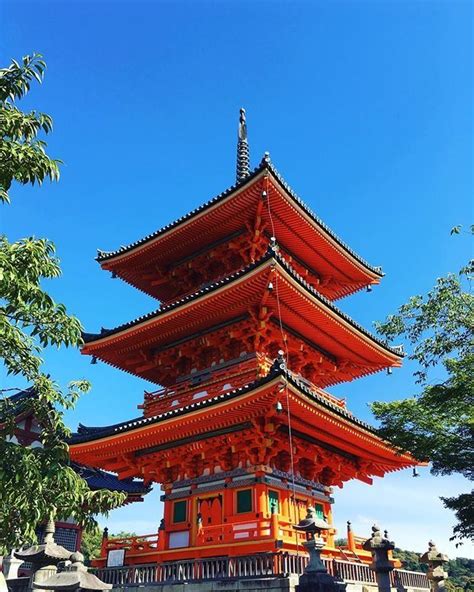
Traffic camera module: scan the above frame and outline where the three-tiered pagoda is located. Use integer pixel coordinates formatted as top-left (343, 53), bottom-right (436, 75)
top-left (70, 110), bottom-right (416, 566)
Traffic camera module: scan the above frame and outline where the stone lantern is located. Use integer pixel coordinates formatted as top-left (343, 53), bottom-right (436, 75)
top-left (14, 520), bottom-right (71, 592)
top-left (34, 552), bottom-right (112, 592)
top-left (293, 506), bottom-right (346, 592)
top-left (420, 541), bottom-right (449, 592)
top-left (362, 525), bottom-right (395, 592)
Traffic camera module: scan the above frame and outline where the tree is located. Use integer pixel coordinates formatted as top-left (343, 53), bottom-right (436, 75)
top-left (0, 54), bottom-right (125, 551)
top-left (80, 527), bottom-right (102, 565)
top-left (0, 54), bottom-right (60, 204)
top-left (371, 245), bottom-right (473, 543)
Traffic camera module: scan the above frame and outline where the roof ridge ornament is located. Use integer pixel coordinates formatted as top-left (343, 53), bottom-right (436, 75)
top-left (236, 108), bottom-right (250, 183)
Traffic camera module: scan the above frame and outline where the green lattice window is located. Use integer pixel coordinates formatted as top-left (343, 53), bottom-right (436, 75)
top-left (173, 500), bottom-right (187, 523)
top-left (236, 489), bottom-right (252, 513)
top-left (268, 490), bottom-right (279, 514)
top-left (315, 503), bottom-right (324, 520)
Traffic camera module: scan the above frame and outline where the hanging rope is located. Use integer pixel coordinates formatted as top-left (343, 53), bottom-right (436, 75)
top-left (262, 178), bottom-right (301, 555)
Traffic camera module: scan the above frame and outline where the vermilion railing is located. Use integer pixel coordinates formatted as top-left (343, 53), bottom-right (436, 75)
top-left (101, 518), bottom-right (309, 559)
top-left (142, 357), bottom-right (258, 417)
top-left (197, 521), bottom-right (270, 545)
top-left (103, 533), bottom-right (160, 554)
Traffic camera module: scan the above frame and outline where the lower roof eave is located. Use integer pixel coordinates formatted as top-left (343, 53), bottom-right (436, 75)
top-left (69, 369), bottom-right (416, 472)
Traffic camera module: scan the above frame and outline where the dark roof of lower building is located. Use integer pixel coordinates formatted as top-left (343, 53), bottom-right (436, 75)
top-left (0, 387), bottom-right (35, 422)
top-left (72, 462), bottom-right (151, 495)
top-left (0, 388), bottom-right (150, 498)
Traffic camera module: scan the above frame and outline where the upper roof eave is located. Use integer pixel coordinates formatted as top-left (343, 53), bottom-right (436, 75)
top-left (96, 157), bottom-right (383, 279)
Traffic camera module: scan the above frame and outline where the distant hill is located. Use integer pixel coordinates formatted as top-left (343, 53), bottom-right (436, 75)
top-left (393, 548), bottom-right (473, 591)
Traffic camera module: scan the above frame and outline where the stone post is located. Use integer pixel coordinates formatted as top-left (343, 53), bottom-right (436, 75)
top-left (294, 507), bottom-right (346, 592)
top-left (362, 525), bottom-right (395, 592)
top-left (421, 541), bottom-right (449, 592)
top-left (0, 572), bottom-right (8, 592)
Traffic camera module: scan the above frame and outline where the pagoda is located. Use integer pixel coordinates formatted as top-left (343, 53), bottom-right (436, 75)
top-left (70, 110), bottom-right (416, 566)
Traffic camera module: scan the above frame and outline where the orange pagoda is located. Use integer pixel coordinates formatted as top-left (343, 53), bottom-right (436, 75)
top-left (70, 109), bottom-right (416, 568)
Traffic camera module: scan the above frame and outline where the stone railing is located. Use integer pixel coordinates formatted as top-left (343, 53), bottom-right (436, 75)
top-left (91, 553), bottom-right (430, 589)
top-left (326, 559), bottom-right (375, 584)
top-left (391, 568), bottom-right (431, 590)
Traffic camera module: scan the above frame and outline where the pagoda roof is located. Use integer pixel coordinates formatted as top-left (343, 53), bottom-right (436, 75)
top-left (0, 386), bottom-right (35, 422)
top-left (82, 249), bottom-right (402, 383)
top-left (69, 363), bottom-right (417, 477)
top-left (96, 157), bottom-right (383, 300)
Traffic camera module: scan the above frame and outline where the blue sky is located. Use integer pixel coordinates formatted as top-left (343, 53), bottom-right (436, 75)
top-left (1, 0), bottom-right (472, 556)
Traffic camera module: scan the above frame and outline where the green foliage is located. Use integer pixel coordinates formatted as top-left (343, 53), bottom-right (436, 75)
top-left (0, 54), bottom-right (125, 552)
top-left (393, 548), bottom-right (428, 572)
top-left (372, 249), bottom-right (474, 543)
top-left (445, 557), bottom-right (474, 590)
top-left (0, 54), bottom-right (60, 204)
top-left (0, 237), bottom-right (84, 380)
top-left (80, 527), bottom-right (102, 565)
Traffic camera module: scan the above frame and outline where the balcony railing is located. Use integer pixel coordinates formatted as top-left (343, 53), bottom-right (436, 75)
top-left (141, 356), bottom-right (258, 416)
top-left (104, 533), bottom-right (160, 553)
top-left (141, 353), bottom-right (347, 417)
top-left (91, 553), bottom-right (430, 589)
top-left (197, 519), bottom-right (274, 545)
top-left (100, 519), bottom-right (308, 560)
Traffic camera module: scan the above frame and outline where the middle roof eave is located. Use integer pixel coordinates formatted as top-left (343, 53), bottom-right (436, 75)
top-left (82, 250), bottom-right (402, 363)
